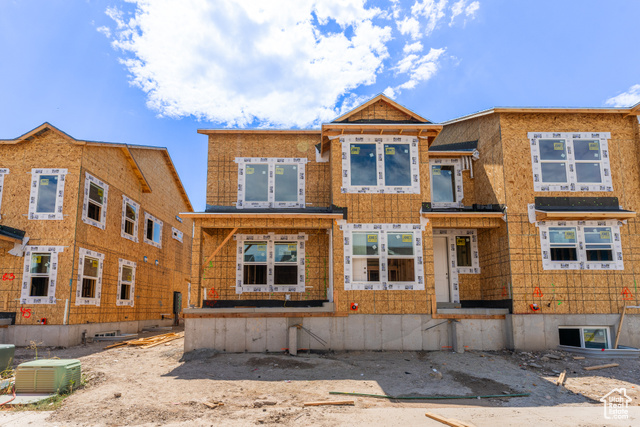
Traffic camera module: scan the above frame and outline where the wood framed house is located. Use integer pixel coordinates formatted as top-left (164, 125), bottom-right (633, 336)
top-left (182, 95), bottom-right (640, 352)
top-left (0, 123), bottom-right (194, 346)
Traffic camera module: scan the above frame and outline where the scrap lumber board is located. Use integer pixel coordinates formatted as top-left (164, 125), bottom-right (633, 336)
top-left (425, 412), bottom-right (476, 427)
top-left (556, 370), bottom-right (567, 386)
top-left (304, 401), bottom-right (355, 406)
top-left (584, 363), bottom-right (619, 371)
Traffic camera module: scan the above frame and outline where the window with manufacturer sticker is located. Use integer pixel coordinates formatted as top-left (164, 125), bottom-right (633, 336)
top-left (549, 227), bottom-right (578, 261)
top-left (384, 144), bottom-right (411, 186)
top-left (36, 175), bottom-right (58, 213)
top-left (350, 144), bottom-right (377, 186)
top-left (30, 253), bottom-right (51, 296)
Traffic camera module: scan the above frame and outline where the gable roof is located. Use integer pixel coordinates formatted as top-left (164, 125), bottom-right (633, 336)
top-left (0, 122), bottom-right (193, 211)
top-left (332, 94), bottom-right (431, 123)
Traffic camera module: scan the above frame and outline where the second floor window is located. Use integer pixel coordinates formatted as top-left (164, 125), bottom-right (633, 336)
top-left (340, 135), bottom-right (420, 194)
top-left (235, 158), bottom-right (307, 209)
top-left (529, 132), bottom-right (612, 192)
top-left (144, 212), bottom-right (163, 249)
top-left (430, 158), bottom-right (463, 208)
top-left (28, 168), bottom-right (68, 220)
top-left (82, 173), bottom-right (108, 230)
top-left (121, 196), bottom-right (140, 242)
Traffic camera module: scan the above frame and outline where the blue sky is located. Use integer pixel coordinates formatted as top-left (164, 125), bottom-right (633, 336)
top-left (1, 0), bottom-right (639, 211)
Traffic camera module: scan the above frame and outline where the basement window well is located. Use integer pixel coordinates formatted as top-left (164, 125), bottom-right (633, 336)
top-left (144, 212), bottom-right (163, 249)
top-left (82, 173), bottom-right (109, 230)
top-left (28, 168), bottom-right (68, 220)
top-left (559, 326), bottom-right (610, 349)
top-left (235, 158), bottom-right (307, 209)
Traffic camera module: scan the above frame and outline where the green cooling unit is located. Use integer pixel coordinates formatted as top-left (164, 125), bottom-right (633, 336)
top-left (15, 359), bottom-right (81, 394)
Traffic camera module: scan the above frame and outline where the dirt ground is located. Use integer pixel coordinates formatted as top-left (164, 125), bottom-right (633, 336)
top-left (1, 327), bottom-right (639, 426)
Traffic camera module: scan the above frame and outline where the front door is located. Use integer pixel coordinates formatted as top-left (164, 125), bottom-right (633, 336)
top-left (433, 237), bottom-right (450, 303)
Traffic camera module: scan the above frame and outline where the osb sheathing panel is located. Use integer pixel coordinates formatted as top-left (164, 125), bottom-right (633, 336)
top-left (69, 147), bottom-right (194, 324)
top-left (344, 99), bottom-right (417, 122)
top-left (499, 113), bottom-right (640, 314)
top-left (198, 227), bottom-right (330, 303)
top-left (434, 114), bottom-right (506, 204)
top-left (0, 133), bottom-right (194, 326)
top-left (0, 130), bottom-right (81, 325)
top-left (205, 134), bottom-right (330, 207)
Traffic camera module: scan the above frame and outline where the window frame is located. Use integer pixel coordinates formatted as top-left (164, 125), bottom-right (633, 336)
top-left (235, 233), bottom-right (307, 293)
top-left (340, 135), bottom-right (420, 194)
top-left (235, 157), bottom-right (307, 209)
top-left (429, 158), bottom-right (464, 208)
top-left (529, 132), bottom-right (612, 192)
top-left (82, 172), bottom-right (109, 230)
top-left (121, 195), bottom-right (140, 242)
top-left (0, 168), bottom-right (8, 220)
top-left (341, 222), bottom-right (425, 291)
top-left (171, 227), bottom-right (183, 243)
top-left (20, 245), bottom-right (64, 305)
top-left (538, 220), bottom-right (624, 270)
top-left (75, 248), bottom-right (105, 306)
top-left (117, 258), bottom-right (136, 307)
top-left (559, 326), bottom-right (611, 349)
top-left (143, 212), bottom-right (163, 249)
top-left (28, 168), bottom-right (68, 220)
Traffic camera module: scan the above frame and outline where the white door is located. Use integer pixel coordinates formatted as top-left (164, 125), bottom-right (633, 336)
top-left (433, 237), bottom-right (450, 303)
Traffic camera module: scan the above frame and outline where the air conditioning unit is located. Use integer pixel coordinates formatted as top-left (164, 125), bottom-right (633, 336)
top-left (15, 359), bottom-right (81, 394)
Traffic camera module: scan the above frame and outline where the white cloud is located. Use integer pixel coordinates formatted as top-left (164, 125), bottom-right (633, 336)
top-left (96, 26), bottom-right (111, 38)
top-left (102, 0), bottom-right (476, 126)
top-left (403, 41), bottom-right (424, 54)
top-left (394, 47), bottom-right (446, 91)
top-left (450, 0), bottom-right (480, 26)
top-left (397, 17), bottom-right (421, 39)
top-left (411, 0), bottom-right (448, 36)
top-left (605, 84), bottom-right (640, 107)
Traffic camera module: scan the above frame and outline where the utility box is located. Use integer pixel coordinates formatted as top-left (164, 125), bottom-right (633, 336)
top-left (0, 344), bottom-right (15, 372)
top-left (15, 359), bottom-right (81, 394)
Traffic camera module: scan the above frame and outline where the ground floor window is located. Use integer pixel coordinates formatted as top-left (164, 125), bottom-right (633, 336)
top-left (117, 259), bottom-right (136, 306)
top-left (76, 248), bottom-right (105, 306)
top-left (559, 326), bottom-right (610, 349)
top-left (432, 229), bottom-right (480, 274)
top-left (341, 222), bottom-right (425, 291)
top-left (235, 233), bottom-right (307, 293)
top-left (20, 246), bottom-right (64, 304)
top-left (538, 220), bottom-right (623, 270)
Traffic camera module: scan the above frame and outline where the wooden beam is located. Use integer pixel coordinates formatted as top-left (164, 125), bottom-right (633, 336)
top-left (421, 212), bottom-right (504, 219)
top-left (197, 129), bottom-right (321, 135)
top-left (535, 210), bottom-right (636, 221)
top-left (202, 227), bottom-right (238, 271)
top-left (304, 401), bottom-right (355, 406)
top-left (425, 412), bottom-right (475, 427)
top-left (428, 151), bottom-right (477, 157)
top-left (182, 212), bottom-right (344, 220)
top-left (614, 305), bottom-right (627, 349)
top-left (584, 363), bottom-right (619, 371)
top-left (0, 234), bottom-right (21, 244)
top-left (183, 311), bottom-right (348, 319)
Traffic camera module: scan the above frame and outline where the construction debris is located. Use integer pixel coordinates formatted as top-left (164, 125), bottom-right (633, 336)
top-left (584, 363), bottom-right (619, 371)
top-left (556, 370), bottom-right (567, 386)
top-left (203, 401), bottom-right (224, 409)
top-left (104, 332), bottom-right (184, 349)
top-left (304, 400), bottom-right (355, 406)
top-left (425, 411), bottom-right (476, 427)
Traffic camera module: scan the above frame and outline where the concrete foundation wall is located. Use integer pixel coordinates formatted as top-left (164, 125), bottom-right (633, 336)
top-left (184, 315), bottom-right (509, 353)
top-left (511, 314), bottom-right (640, 351)
top-left (0, 318), bottom-right (174, 347)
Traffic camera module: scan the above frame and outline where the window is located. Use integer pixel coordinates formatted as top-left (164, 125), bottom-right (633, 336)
top-left (172, 227), bottom-right (183, 243)
top-left (342, 223), bottom-right (425, 291)
top-left (539, 220), bottom-right (623, 270)
top-left (28, 168), bottom-right (68, 220)
top-left (433, 229), bottom-right (481, 274)
top-left (0, 168), bottom-right (8, 220)
top-left (20, 246), bottom-right (64, 304)
top-left (430, 159), bottom-right (463, 208)
top-left (529, 132), bottom-right (612, 192)
top-left (559, 326), bottom-right (610, 349)
top-left (117, 259), bottom-right (136, 306)
top-left (143, 212), bottom-right (163, 249)
top-left (76, 248), bottom-right (104, 306)
top-left (235, 158), bottom-right (307, 208)
top-left (121, 196), bottom-right (140, 242)
top-left (235, 234), bottom-right (307, 293)
top-left (340, 135), bottom-right (420, 194)
top-left (82, 173), bottom-right (108, 229)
